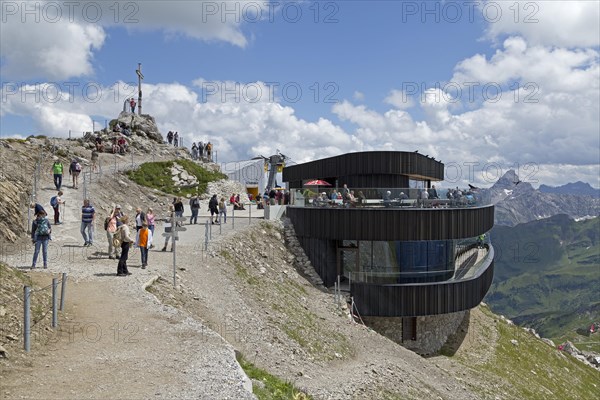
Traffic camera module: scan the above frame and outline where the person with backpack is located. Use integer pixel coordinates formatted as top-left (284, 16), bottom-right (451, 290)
top-left (218, 197), bottom-right (227, 224)
top-left (167, 131), bottom-right (173, 145)
top-left (206, 142), bottom-right (212, 161)
top-left (81, 199), bottom-right (95, 246)
top-left (135, 222), bottom-right (153, 269)
top-left (69, 158), bottom-right (82, 189)
top-left (50, 191), bottom-right (64, 224)
top-left (31, 210), bottom-right (51, 269)
top-left (208, 194), bottom-right (219, 224)
top-left (51, 158), bottom-right (63, 190)
top-left (189, 195), bottom-right (200, 224)
top-left (116, 215), bottom-right (134, 276)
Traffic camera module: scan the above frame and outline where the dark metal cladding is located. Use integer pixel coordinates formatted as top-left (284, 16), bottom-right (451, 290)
top-left (286, 206), bottom-right (494, 241)
top-left (351, 258), bottom-right (494, 317)
top-left (283, 151), bottom-right (444, 187)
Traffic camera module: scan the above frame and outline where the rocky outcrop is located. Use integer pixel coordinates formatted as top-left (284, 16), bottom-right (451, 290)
top-left (282, 218), bottom-right (324, 287)
top-left (113, 112), bottom-right (164, 143)
top-left (171, 163), bottom-right (199, 188)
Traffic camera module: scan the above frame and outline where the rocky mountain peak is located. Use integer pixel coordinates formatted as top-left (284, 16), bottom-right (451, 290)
top-left (482, 170), bottom-right (600, 226)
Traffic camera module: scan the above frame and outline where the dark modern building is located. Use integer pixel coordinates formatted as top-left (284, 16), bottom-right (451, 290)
top-left (282, 151), bottom-right (495, 354)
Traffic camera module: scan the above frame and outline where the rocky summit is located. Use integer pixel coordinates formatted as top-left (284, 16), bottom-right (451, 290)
top-left (480, 170), bottom-right (600, 226)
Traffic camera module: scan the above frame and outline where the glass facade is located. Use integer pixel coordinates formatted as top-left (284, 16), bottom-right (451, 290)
top-left (343, 240), bottom-right (456, 283)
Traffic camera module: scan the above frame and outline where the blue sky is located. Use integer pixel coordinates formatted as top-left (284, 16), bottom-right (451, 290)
top-left (1, 1), bottom-right (599, 188)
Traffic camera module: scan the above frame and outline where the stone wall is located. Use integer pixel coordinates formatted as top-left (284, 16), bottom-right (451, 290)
top-left (364, 311), bottom-right (469, 355)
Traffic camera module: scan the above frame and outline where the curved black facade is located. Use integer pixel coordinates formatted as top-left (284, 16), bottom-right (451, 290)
top-left (283, 151), bottom-right (444, 188)
top-left (283, 150), bottom-right (494, 319)
top-left (286, 205), bottom-right (494, 241)
top-left (351, 249), bottom-right (495, 317)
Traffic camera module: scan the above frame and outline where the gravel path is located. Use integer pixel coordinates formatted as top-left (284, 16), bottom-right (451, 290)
top-left (1, 152), bottom-right (258, 399)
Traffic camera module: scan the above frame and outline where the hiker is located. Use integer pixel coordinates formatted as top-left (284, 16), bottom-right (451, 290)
top-left (130, 98), bottom-right (136, 113)
top-left (218, 197), bottom-right (227, 224)
top-left (146, 207), bottom-right (156, 248)
top-left (116, 215), bottom-right (134, 276)
top-left (167, 131), bottom-right (174, 145)
top-left (173, 197), bottom-right (184, 219)
top-left (31, 210), bottom-right (51, 270)
top-left (30, 202), bottom-right (46, 216)
top-left (81, 199), bottom-right (95, 246)
top-left (174, 132), bottom-right (179, 147)
top-left (51, 158), bottom-right (63, 190)
top-left (135, 222), bottom-right (153, 269)
top-left (189, 194), bottom-right (200, 224)
top-left (135, 207), bottom-right (147, 231)
top-left (208, 194), bottom-right (219, 224)
top-left (91, 149), bottom-right (99, 172)
top-left (477, 234), bottom-right (486, 249)
top-left (198, 141), bottom-right (204, 159)
top-left (206, 142), bottom-right (212, 161)
top-left (95, 134), bottom-right (104, 152)
top-left (191, 143), bottom-right (198, 160)
top-left (50, 191), bottom-right (64, 224)
top-left (105, 205), bottom-right (121, 259)
top-left (161, 206), bottom-right (175, 252)
top-left (69, 158), bottom-right (82, 189)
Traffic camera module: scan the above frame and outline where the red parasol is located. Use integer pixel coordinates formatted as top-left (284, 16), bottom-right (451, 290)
top-left (304, 179), bottom-right (331, 186)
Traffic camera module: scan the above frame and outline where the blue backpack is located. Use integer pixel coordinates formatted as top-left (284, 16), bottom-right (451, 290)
top-left (50, 196), bottom-right (58, 208)
top-left (36, 218), bottom-right (51, 236)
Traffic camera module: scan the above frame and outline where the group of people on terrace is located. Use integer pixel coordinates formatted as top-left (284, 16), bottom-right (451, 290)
top-left (306, 183), bottom-right (480, 208)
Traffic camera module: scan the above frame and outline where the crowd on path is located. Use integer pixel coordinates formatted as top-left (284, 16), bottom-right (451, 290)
top-left (30, 183), bottom-right (264, 277)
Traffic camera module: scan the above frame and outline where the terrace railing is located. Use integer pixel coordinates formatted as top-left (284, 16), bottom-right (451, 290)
top-left (290, 187), bottom-right (490, 209)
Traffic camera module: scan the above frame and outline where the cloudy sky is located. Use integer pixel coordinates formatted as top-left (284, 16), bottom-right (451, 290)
top-left (1, 1), bottom-right (599, 188)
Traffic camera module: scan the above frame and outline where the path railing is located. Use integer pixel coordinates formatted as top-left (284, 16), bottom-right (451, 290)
top-left (21, 273), bottom-right (68, 352)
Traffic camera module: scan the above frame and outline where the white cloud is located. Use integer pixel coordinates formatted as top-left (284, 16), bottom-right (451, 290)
top-left (0, 1), bottom-right (258, 80)
top-left (0, 79), bottom-right (353, 163)
top-left (482, 1), bottom-right (600, 48)
top-left (384, 89), bottom-right (414, 109)
top-left (0, 17), bottom-right (105, 80)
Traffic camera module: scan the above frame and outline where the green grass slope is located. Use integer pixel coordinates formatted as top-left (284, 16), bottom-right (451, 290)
top-left (446, 306), bottom-right (600, 400)
top-left (126, 159), bottom-right (226, 196)
top-left (486, 215), bottom-right (600, 349)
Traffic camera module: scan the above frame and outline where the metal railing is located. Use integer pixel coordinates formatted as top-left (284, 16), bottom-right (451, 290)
top-left (290, 187), bottom-right (489, 209)
top-left (347, 244), bottom-right (493, 286)
top-left (22, 273), bottom-right (68, 352)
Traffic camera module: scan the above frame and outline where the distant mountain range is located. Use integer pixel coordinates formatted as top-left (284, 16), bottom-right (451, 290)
top-left (479, 170), bottom-right (600, 226)
top-left (539, 181), bottom-right (600, 197)
top-left (485, 214), bottom-right (600, 344)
